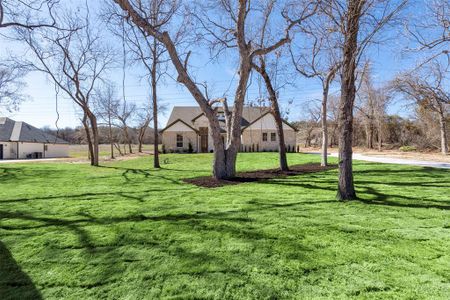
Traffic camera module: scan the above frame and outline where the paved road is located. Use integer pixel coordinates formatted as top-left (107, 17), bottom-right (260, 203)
top-left (321, 152), bottom-right (450, 169)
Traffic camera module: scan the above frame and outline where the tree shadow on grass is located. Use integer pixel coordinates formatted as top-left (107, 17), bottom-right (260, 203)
top-left (99, 165), bottom-right (183, 185)
top-left (357, 186), bottom-right (450, 210)
top-left (0, 242), bottom-right (42, 300)
top-left (0, 167), bottom-right (61, 184)
top-left (0, 187), bottom-right (194, 205)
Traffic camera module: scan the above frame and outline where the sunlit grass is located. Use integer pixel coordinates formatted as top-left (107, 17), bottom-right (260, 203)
top-left (0, 153), bottom-right (449, 299)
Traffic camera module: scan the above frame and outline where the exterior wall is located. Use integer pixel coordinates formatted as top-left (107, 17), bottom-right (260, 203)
top-left (162, 113), bottom-right (297, 153)
top-left (162, 131), bottom-right (198, 153)
top-left (0, 142), bottom-right (17, 159)
top-left (45, 144), bottom-right (69, 158)
top-left (17, 142), bottom-right (44, 159)
top-left (0, 142), bottom-right (68, 159)
top-left (241, 129), bottom-right (297, 152)
top-left (241, 114), bottom-right (297, 152)
top-left (162, 120), bottom-right (199, 153)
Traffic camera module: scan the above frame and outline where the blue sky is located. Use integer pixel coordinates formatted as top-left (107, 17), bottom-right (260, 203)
top-left (0, 0), bottom-right (419, 129)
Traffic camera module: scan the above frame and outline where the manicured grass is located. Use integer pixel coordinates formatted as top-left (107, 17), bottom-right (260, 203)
top-left (0, 153), bottom-right (449, 299)
top-left (68, 144), bottom-right (156, 158)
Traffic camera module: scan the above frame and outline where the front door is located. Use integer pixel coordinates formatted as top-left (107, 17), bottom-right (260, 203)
top-left (0, 145), bottom-right (3, 159)
top-left (199, 127), bottom-right (208, 153)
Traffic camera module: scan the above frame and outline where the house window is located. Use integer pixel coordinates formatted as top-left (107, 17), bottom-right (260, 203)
top-left (271, 133), bottom-right (276, 142)
top-left (262, 133), bottom-right (268, 141)
top-left (176, 134), bottom-right (183, 148)
top-left (44, 145), bottom-right (48, 151)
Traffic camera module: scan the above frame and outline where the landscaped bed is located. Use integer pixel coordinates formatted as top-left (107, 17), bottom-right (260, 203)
top-left (0, 153), bottom-right (449, 299)
top-left (184, 163), bottom-right (337, 187)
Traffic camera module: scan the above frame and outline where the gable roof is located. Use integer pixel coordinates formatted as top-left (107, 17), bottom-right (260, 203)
top-left (165, 106), bottom-right (272, 129)
top-left (0, 117), bottom-right (68, 144)
top-left (241, 112), bottom-right (298, 132)
top-left (160, 118), bottom-right (199, 133)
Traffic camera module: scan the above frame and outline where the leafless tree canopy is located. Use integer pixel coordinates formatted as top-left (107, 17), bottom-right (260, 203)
top-left (0, 0), bottom-right (58, 29)
top-left (14, 6), bottom-right (115, 165)
top-left (0, 63), bottom-right (27, 111)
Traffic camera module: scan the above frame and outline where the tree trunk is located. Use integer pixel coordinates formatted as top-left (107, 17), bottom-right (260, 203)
top-left (321, 81), bottom-right (330, 167)
top-left (151, 47), bottom-right (160, 168)
top-left (81, 112), bottom-right (95, 166)
top-left (377, 120), bottom-right (382, 152)
top-left (108, 117), bottom-right (114, 159)
top-left (138, 134), bottom-right (143, 153)
top-left (122, 125), bottom-right (132, 154)
top-left (87, 111), bottom-right (99, 166)
top-left (253, 60), bottom-right (288, 171)
top-left (337, 0), bottom-right (361, 201)
top-left (438, 108), bottom-right (448, 155)
top-left (273, 104), bottom-right (289, 171)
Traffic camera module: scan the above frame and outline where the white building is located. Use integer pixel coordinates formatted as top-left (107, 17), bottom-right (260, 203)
top-left (0, 117), bottom-right (69, 160)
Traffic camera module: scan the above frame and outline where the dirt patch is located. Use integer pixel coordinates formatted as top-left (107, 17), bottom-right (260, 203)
top-left (184, 163), bottom-right (337, 188)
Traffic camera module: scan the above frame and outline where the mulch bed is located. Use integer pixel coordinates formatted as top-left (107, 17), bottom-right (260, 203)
top-left (184, 163), bottom-right (337, 188)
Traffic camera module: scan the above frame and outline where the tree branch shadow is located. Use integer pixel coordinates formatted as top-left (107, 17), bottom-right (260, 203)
top-left (0, 242), bottom-right (42, 300)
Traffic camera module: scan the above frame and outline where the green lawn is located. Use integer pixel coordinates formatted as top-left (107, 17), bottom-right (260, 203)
top-left (0, 153), bottom-right (449, 299)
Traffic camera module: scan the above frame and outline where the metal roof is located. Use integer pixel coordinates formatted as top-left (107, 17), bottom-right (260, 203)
top-left (0, 117), bottom-right (68, 144)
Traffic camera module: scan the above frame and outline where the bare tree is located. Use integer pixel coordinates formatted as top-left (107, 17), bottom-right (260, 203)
top-left (407, 1), bottom-right (450, 63)
top-left (1, 1), bottom-right (60, 111)
top-left (0, 63), bottom-right (27, 111)
top-left (320, 0), bottom-right (408, 200)
top-left (112, 0), bottom-right (307, 179)
top-left (355, 63), bottom-right (390, 151)
top-left (392, 63), bottom-right (449, 155)
top-left (136, 103), bottom-right (152, 154)
top-left (248, 0), bottom-right (318, 171)
top-left (15, 8), bottom-right (115, 166)
top-left (112, 100), bottom-right (137, 154)
top-left (290, 13), bottom-right (341, 166)
top-left (95, 83), bottom-right (120, 159)
top-left (252, 55), bottom-right (290, 171)
top-left (106, 0), bottom-right (173, 168)
top-left (0, 0), bottom-right (57, 30)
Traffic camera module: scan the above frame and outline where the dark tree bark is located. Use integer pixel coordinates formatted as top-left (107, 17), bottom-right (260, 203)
top-left (81, 112), bottom-right (95, 165)
top-left (337, 0), bottom-right (362, 201)
top-left (252, 59), bottom-right (288, 171)
top-left (151, 39), bottom-right (160, 168)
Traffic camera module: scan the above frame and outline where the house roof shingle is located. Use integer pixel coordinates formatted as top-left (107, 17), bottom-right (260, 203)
top-left (0, 117), bottom-right (68, 144)
top-left (165, 106), bottom-right (271, 129)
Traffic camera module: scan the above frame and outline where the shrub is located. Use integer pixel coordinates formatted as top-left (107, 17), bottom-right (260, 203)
top-left (399, 145), bottom-right (417, 152)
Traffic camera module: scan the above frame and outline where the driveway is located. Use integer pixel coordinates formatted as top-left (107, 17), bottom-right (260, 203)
top-left (0, 158), bottom-right (68, 164)
top-left (326, 152), bottom-right (450, 169)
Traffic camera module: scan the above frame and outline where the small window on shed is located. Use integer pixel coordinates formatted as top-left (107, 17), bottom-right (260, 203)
top-left (44, 145), bottom-right (48, 151)
top-left (271, 132), bottom-right (276, 141)
top-left (262, 132), bottom-right (268, 141)
top-left (176, 134), bottom-right (183, 148)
